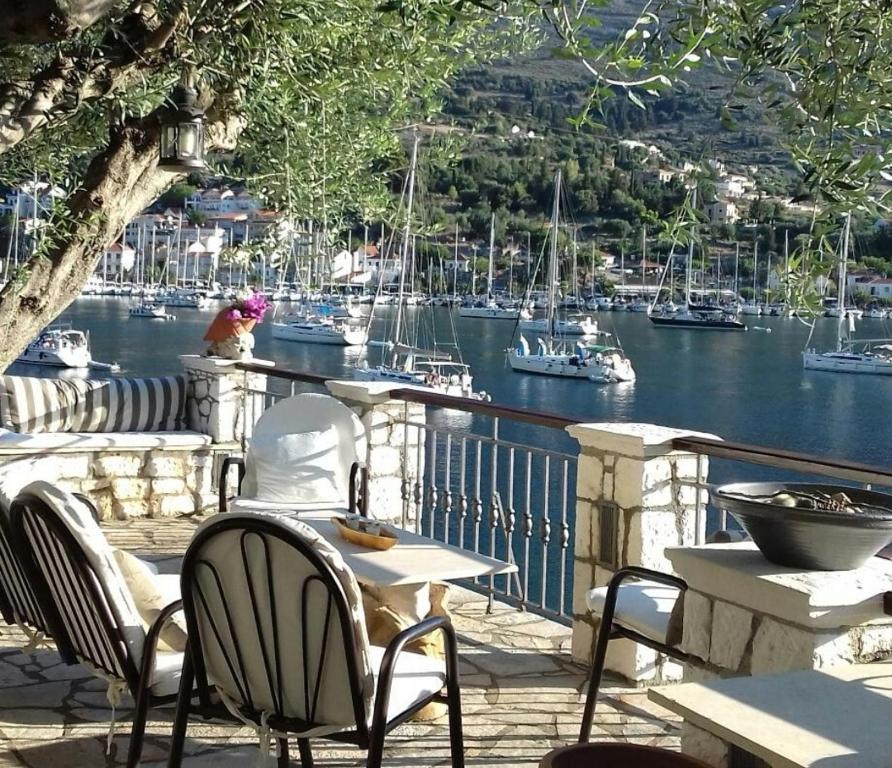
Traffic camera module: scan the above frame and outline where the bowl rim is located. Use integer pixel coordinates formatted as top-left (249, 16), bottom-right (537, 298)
top-left (711, 482), bottom-right (892, 529)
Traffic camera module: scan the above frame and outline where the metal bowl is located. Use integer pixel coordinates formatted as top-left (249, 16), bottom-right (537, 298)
top-left (710, 482), bottom-right (892, 571)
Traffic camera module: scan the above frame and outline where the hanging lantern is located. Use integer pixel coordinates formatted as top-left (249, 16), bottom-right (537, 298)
top-left (158, 81), bottom-right (205, 173)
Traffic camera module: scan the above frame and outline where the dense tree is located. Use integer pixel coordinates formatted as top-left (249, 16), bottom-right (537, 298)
top-left (0, 0), bottom-right (530, 368)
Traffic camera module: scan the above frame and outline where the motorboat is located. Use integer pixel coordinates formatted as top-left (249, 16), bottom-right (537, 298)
top-left (17, 328), bottom-right (92, 368)
top-left (739, 302), bottom-right (763, 315)
top-left (129, 303), bottom-right (175, 320)
top-left (588, 344), bottom-right (637, 383)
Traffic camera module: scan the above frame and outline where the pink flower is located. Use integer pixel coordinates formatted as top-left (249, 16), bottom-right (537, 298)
top-left (226, 308), bottom-right (243, 321)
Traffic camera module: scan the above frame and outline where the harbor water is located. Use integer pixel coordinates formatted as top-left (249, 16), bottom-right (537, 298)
top-left (33, 298), bottom-right (891, 469)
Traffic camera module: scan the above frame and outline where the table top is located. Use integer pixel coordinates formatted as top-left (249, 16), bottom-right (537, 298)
top-left (650, 662), bottom-right (892, 768)
top-left (292, 515), bottom-right (518, 588)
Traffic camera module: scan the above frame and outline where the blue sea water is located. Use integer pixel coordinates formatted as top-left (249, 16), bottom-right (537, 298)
top-left (40, 298), bottom-right (892, 469)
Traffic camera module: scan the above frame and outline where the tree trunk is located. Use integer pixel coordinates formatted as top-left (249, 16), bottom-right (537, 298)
top-left (0, 111), bottom-right (182, 370)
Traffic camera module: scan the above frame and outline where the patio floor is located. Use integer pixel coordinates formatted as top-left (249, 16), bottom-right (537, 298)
top-left (0, 517), bottom-right (679, 767)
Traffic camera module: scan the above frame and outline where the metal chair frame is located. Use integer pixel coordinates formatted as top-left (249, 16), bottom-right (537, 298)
top-left (219, 457), bottom-right (369, 516)
top-left (9, 491), bottom-right (184, 767)
top-left (579, 566), bottom-right (690, 743)
top-left (167, 514), bottom-right (464, 768)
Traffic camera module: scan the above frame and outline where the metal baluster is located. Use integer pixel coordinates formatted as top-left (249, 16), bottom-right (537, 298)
top-left (559, 458), bottom-right (570, 617)
top-left (488, 418), bottom-right (500, 609)
top-left (458, 438), bottom-right (468, 549)
top-left (540, 455), bottom-right (551, 609)
top-left (522, 452), bottom-right (533, 605)
top-left (428, 430), bottom-right (438, 539)
top-left (472, 439), bottom-right (483, 565)
top-left (506, 446), bottom-right (516, 598)
top-left (442, 434), bottom-right (453, 544)
top-left (401, 401), bottom-right (411, 529)
top-left (414, 425), bottom-right (425, 534)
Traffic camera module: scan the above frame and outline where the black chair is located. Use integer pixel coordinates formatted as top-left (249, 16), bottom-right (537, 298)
top-left (168, 512), bottom-right (464, 768)
top-left (579, 566), bottom-right (689, 743)
top-left (9, 485), bottom-right (185, 768)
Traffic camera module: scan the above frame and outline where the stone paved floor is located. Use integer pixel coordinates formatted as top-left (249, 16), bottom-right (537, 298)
top-left (0, 518), bottom-right (679, 767)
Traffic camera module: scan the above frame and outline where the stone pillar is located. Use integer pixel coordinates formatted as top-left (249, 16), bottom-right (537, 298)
top-left (669, 542), bottom-right (892, 681)
top-left (566, 422), bottom-right (718, 684)
top-left (180, 355), bottom-right (271, 445)
top-left (326, 380), bottom-right (425, 527)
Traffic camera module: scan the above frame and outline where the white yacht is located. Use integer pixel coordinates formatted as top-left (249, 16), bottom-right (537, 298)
top-left (508, 169), bottom-right (633, 383)
top-left (459, 299), bottom-right (520, 320)
top-left (129, 303), bottom-right (174, 320)
top-left (17, 328), bottom-right (92, 368)
top-left (356, 133), bottom-right (489, 401)
top-left (739, 302), bottom-right (763, 315)
top-left (271, 316), bottom-right (365, 346)
top-left (160, 289), bottom-right (211, 309)
top-left (518, 311), bottom-right (599, 337)
top-left (803, 216), bottom-right (892, 375)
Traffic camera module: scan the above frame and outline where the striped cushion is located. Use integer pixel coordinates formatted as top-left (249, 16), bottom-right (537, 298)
top-left (0, 375), bottom-right (186, 434)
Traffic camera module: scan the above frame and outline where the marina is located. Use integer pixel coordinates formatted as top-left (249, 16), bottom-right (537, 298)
top-left (37, 296), bottom-right (892, 469)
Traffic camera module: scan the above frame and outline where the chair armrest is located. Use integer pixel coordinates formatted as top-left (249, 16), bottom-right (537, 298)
top-left (370, 615), bottom-right (459, 726)
top-left (349, 461), bottom-right (369, 517)
top-left (218, 456), bottom-right (246, 513)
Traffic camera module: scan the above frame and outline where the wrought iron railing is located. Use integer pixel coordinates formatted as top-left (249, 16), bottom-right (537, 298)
top-left (234, 362), bottom-right (892, 624)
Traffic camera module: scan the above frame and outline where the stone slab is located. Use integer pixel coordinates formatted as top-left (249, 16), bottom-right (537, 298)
top-left (667, 543), bottom-right (892, 629)
top-left (566, 423), bottom-right (719, 459)
top-left (651, 662), bottom-right (892, 768)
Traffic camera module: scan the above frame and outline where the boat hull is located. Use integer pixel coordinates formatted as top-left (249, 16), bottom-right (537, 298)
top-left (271, 322), bottom-right (364, 346)
top-left (458, 307), bottom-right (520, 320)
top-left (507, 353), bottom-right (597, 379)
top-left (803, 351), bottom-right (892, 375)
top-left (649, 315), bottom-right (746, 331)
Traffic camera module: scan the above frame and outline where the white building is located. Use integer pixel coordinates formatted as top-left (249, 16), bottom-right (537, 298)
top-left (863, 277), bottom-right (892, 299)
top-left (1, 182), bottom-right (66, 219)
top-left (703, 199), bottom-right (741, 225)
top-left (185, 187), bottom-right (260, 214)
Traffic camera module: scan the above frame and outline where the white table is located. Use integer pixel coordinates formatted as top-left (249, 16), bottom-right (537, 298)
top-left (650, 662), bottom-right (892, 768)
top-left (292, 514), bottom-right (517, 588)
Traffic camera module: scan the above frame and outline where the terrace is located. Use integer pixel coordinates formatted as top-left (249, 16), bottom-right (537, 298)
top-left (0, 357), bottom-right (890, 767)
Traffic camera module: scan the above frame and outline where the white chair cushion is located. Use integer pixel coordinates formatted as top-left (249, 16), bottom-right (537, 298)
top-left (252, 427), bottom-right (342, 505)
top-left (150, 649), bottom-right (185, 697)
top-left (229, 497), bottom-right (348, 516)
top-left (585, 580), bottom-right (681, 642)
top-left (367, 645), bottom-right (446, 723)
top-left (21, 481), bottom-right (147, 662)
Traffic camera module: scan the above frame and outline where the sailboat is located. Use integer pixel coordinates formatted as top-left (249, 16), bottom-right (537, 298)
top-left (508, 170), bottom-right (635, 383)
top-left (803, 216), bottom-right (892, 375)
top-left (740, 241), bottom-right (762, 315)
top-left (648, 198), bottom-right (746, 331)
top-left (356, 132), bottom-right (489, 400)
top-left (458, 214), bottom-right (520, 319)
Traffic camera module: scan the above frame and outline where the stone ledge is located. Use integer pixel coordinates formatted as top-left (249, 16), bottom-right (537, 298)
top-left (667, 543), bottom-right (892, 629)
top-left (566, 422), bottom-right (720, 459)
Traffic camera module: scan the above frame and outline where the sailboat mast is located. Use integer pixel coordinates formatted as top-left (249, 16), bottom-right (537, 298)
top-left (686, 188), bottom-right (696, 307)
top-left (753, 240), bottom-right (758, 305)
top-left (837, 214), bottom-right (852, 352)
top-left (641, 225), bottom-right (647, 300)
top-left (734, 242), bottom-right (740, 305)
top-left (392, 130), bottom-right (420, 365)
top-left (488, 213), bottom-right (495, 298)
top-left (546, 169), bottom-right (561, 345)
top-left (453, 222), bottom-right (459, 302)
top-left (784, 229), bottom-right (790, 307)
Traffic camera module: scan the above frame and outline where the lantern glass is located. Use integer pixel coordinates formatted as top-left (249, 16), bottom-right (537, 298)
top-left (160, 125), bottom-right (179, 160)
top-left (178, 122), bottom-right (200, 158)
